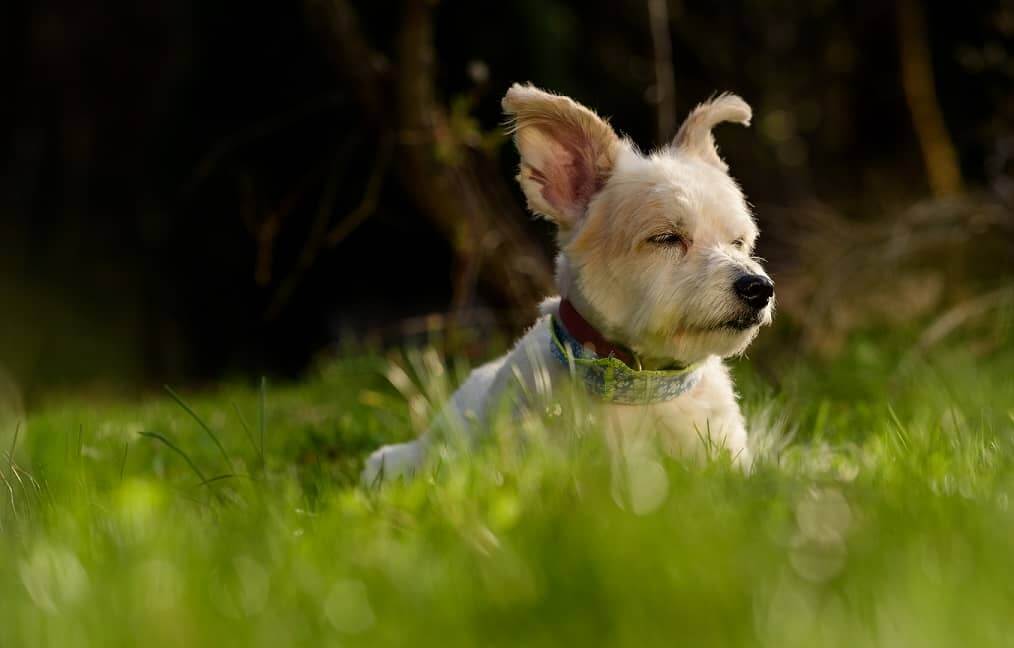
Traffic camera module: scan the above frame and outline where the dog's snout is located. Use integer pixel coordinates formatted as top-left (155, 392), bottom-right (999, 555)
top-left (734, 274), bottom-right (774, 310)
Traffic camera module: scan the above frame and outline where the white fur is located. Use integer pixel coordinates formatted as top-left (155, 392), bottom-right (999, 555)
top-left (362, 85), bottom-right (771, 485)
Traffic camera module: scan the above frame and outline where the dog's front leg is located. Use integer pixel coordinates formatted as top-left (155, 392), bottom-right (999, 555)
top-left (361, 436), bottom-right (430, 486)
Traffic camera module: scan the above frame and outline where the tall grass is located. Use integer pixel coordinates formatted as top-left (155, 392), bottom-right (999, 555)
top-left (0, 327), bottom-right (1012, 646)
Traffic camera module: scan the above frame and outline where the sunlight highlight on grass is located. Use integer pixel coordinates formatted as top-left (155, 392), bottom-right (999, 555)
top-left (0, 332), bottom-right (1012, 646)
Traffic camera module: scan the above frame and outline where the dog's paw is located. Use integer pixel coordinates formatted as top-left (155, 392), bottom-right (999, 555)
top-left (361, 441), bottom-right (426, 487)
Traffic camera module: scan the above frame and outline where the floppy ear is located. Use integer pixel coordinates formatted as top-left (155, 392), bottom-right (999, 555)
top-left (502, 83), bottom-right (622, 228)
top-left (673, 93), bottom-right (752, 171)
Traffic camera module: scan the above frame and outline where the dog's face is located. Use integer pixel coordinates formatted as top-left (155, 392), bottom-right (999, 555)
top-left (503, 84), bottom-right (773, 365)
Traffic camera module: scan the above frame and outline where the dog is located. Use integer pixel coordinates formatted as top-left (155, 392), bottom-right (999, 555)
top-left (363, 84), bottom-right (773, 484)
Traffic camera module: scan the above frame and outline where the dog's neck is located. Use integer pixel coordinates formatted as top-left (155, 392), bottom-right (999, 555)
top-left (557, 298), bottom-right (638, 367)
top-left (555, 253), bottom-right (628, 349)
top-left (555, 294), bottom-right (692, 372)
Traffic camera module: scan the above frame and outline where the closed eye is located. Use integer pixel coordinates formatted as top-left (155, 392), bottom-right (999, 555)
top-left (647, 232), bottom-right (689, 249)
top-left (731, 238), bottom-right (745, 249)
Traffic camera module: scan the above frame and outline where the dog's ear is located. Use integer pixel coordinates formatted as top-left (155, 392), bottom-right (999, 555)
top-left (673, 93), bottom-right (751, 171)
top-left (502, 83), bottom-right (622, 227)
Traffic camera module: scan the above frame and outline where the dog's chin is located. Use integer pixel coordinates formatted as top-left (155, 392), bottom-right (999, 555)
top-left (641, 311), bottom-right (768, 363)
top-left (720, 311), bottom-right (765, 332)
top-left (695, 324), bottom-right (760, 357)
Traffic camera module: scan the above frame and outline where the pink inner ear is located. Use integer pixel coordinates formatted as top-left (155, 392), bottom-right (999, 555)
top-left (532, 127), bottom-right (600, 222)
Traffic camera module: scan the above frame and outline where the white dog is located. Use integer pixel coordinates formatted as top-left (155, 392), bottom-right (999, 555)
top-left (363, 84), bottom-right (773, 484)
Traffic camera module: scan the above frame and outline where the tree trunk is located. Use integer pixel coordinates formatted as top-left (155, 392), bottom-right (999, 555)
top-left (305, 0), bottom-right (555, 319)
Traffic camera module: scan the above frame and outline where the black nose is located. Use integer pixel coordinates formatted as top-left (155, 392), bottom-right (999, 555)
top-left (734, 274), bottom-right (774, 310)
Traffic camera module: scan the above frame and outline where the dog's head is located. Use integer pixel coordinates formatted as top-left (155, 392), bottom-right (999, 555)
top-left (504, 84), bottom-right (773, 366)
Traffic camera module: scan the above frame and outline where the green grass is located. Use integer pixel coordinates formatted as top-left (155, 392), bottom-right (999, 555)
top-left (1, 328), bottom-right (1013, 647)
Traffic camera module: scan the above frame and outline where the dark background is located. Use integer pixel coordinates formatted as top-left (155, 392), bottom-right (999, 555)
top-left (2, 0), bottom-right (1012, 401)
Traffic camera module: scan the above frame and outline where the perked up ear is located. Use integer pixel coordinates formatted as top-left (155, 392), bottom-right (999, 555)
top-left (502, 83), bottom-right (622, 228)
top-left (673, 93), bottom-right (752, 171)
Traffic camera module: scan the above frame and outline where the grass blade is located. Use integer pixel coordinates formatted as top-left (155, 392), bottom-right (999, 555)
top-left (138, 431), bottom-right (208, 483)
top-left (887, 403), bottom-right (911, 451)
top-left (8, 422), bottom-right (19, 466)
top-left (119, 441), bottom-right (129, 482)
top-left (198, 474), bottom-right (238, 488)
top-left (258, 377), bottom-right (267, 467)
top-left (232, 402), bottom-right (259, 457)
top-left (164, 385), bottom-right (232, 470)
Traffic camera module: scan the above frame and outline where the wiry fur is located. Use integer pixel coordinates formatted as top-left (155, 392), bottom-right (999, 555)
top-left (363, 84), bottom-right (774, 483)
top-left (673, 93), bottom-right (752, 171)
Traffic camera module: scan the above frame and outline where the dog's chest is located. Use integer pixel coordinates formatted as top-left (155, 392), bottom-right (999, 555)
top-left (586, 372), bottom-right (744, 460)
top-left (482, 314), bottom-right (749, 462)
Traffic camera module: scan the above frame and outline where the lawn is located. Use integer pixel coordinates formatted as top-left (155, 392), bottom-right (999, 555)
top-left (1, 323), bottom-right (1013, 647)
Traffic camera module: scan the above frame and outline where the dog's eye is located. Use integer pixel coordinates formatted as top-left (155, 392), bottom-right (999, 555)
top-left (648, 232), bottom-right (687, 248)
top-left (731, 239), bottom-right (745, 249)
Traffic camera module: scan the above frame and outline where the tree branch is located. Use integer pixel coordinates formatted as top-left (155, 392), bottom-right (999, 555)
top-left (392, 0), bottom-right (553, 312)
top-left (896, 0), bottom-right (964, 197)
top-left (647, 0), bottom-right (677, 143)
top-left (305, 0), bottom-right (554, 317)
top-left (304, 0), bottom-right (389, 123)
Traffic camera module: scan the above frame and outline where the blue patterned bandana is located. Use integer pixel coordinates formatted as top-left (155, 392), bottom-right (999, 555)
top-left (549, 315), bottom-right (702, 405)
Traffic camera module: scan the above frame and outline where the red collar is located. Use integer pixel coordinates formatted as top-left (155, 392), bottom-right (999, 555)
top-left (558, 298), bottom-right (637, 367)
